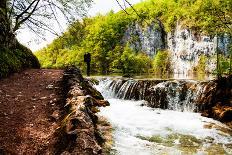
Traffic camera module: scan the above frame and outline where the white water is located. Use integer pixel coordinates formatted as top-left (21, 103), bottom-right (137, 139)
top-left (94, 80), bottom-right (232, 155)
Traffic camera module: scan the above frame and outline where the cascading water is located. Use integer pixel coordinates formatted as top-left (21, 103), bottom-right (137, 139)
top-left (96, 78), bottom-right (216, 112)
top-left (94, 78), bottom-right (232, 155)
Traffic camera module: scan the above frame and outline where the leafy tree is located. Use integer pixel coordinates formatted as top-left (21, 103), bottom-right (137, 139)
top-left (120, 44), bottom-right (137, 74)
top-left (153, 50), bottom-right (172, 76)
top-left (0, 0), bottom-right (92, 48)
top-left (195, 55), bottom-right (207, 75)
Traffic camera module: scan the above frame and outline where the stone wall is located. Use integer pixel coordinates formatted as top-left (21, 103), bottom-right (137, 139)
top-left (57, 67), bottom-right (109, 155)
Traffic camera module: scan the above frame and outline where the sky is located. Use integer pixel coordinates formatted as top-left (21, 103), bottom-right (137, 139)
top-left (16, 0), bottom-right (142, 52)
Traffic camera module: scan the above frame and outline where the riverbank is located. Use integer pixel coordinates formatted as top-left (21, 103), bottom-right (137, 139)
top-left (0, 68), bottom-right (111, 154)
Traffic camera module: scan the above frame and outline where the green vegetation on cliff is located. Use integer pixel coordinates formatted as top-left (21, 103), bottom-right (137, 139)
top-left (0, 42), bottom-right (40, 78)
top-left (35, 0), bottom-right (231, 74)
top-left (153, 50), bottom-right (172, 75)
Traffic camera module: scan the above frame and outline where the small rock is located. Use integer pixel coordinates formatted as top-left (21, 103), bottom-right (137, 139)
top-left (49, 94), bottom-right (55, 98)
top-left (40, 96), bottom-right (47, 100)
top-left (46, 84), bottom-right (54, 89)
top-left (51, 110), bottom-right (59, 120)
top-left (31, 98), bottom-right (37, 101)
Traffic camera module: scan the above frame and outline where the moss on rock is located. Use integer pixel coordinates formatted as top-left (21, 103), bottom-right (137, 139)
top-left (0, 41), bottom-right (40, 78)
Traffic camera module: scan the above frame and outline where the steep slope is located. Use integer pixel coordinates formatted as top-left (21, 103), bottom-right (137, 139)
top-left (0, 41), bottom-right (40, 78)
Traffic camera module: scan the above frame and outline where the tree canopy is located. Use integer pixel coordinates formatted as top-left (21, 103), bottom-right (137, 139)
top-left (0, 0), bottom-right (92, 47)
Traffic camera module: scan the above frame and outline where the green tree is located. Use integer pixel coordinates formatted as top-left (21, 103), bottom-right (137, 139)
top-left (0, 0), bottom-right (92, 48)
top-left (153, 50), bottom-right (172, 76)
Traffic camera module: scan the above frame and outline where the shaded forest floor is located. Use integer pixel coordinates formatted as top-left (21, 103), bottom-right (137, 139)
top-left (0, 69), bottom-right (64, 154)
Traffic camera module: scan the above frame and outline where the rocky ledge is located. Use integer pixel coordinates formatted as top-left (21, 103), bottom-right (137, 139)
top-left (198, 76), bottom-right (232, 126)
top-left (56, 67), bottom-right (110, 155)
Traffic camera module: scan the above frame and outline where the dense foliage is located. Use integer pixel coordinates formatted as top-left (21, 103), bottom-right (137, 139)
top-left (0, 42), bottom-right (40, 78)
top-left (36, 0), bottom-right (231, 75)
top-left (152, 50), bottom-right (172, 75)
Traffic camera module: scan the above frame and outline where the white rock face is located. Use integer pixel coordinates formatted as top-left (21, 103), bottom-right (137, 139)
top-left (123, 22), bottom-right (164, 57)
top-left (123, 22), bottom-right (230, 75)
top-left (167, 24), bottom-right (217, 75)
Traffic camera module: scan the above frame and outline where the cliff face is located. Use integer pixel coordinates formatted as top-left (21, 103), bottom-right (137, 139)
top-left (123, 22), bottom-right (165, 57)
top-left (123, 21), bottom-right (231, 75)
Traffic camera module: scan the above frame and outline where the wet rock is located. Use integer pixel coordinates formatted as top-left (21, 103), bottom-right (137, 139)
top-left (219, 108), bottom-right (232, 122)
top-left (56, 67), bottom-right (109, 154)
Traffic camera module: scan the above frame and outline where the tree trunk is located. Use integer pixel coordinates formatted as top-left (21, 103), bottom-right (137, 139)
top-left (0, 0), bottom-right (14, 48)
top-left (229, 38), bottom-right (232, 75)
top-left (0, 0), bottom-right (7, 47)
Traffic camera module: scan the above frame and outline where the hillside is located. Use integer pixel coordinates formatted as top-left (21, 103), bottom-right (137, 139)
top-left (35, 0), bottom-right (231, 76)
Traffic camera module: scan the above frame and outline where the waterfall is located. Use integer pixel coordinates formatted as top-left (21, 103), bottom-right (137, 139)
top-left (95, 78), bottom-right (216, 112)
top-left (96, 78), bottom-right (232, 155)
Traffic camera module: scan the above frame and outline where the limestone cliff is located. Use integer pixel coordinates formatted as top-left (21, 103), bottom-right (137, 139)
top-left (124, 21), bottom-right (231, 75)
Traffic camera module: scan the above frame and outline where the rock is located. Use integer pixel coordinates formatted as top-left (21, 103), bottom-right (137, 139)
top-left (40, 96), bottom-right (47, 100)
top-left (58, 67), bottom-right (108, 154)
top-left (31, 98), bottom-right (37, 101)
top-left (46, 84), bottom-right (54, 89)
top-left (219, 108), bottom-right (232, 122)
top-left (49, 93), bottom-right (55, 98)
top-left (51, 110), bottom-right (59, 120)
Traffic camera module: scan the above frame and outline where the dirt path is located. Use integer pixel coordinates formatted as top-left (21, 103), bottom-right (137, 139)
top-left (0, 69), bottom-right (64, 154)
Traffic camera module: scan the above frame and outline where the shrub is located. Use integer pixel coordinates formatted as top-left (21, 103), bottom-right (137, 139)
top-left (195, 55), bottom-right (207, 74)
top-left (152, 50), bottom-right (172, 75)
top-left (120, 45), bottom-right (152, 74)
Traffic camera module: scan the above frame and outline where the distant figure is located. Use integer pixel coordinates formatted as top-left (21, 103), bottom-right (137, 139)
top-left (84, 53), bottom-right (91, 76)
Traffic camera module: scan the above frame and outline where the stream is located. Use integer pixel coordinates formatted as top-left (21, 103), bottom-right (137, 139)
top-left (94, 78), bottom-right (232, 155)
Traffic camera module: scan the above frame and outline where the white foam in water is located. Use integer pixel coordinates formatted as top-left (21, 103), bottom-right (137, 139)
top-left (94, 81), bottom-right (232, 155)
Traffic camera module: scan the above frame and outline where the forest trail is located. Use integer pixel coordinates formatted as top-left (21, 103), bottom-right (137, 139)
top-left (0, 69), bottom-right (64, 154)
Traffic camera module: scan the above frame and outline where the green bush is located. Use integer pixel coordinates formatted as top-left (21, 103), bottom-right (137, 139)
top-left (195, 55), bottom-right (207, 74)
top-left (152, 50), bottom-right (172, 75)
top-left (217, 55), bottom-right (231, 75)
top-left (120, 44), bottom-right (152, 74)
